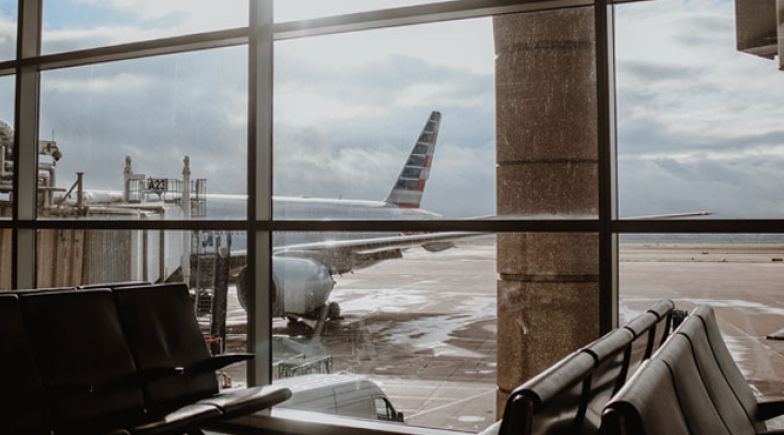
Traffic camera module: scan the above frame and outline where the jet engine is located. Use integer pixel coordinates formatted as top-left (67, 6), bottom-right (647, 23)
top-left (237, 256), bottom-right (336, 319)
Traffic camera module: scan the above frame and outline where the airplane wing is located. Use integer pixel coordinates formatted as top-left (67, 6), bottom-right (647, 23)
top-left (273, 231), bottom-right (484, 275)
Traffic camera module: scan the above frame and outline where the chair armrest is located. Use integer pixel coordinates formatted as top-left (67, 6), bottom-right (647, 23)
top-left (190, 353), bottom-right (255, 373)
top-left (756, 396), bottom-right (784, 421)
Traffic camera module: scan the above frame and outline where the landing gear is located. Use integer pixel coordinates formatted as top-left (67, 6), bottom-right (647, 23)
top-left (327, 301), bottom-right (342, 320)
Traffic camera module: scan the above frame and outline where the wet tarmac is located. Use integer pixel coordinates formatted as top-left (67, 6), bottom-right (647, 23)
top-left (215, 240), bottom-right (784, 432)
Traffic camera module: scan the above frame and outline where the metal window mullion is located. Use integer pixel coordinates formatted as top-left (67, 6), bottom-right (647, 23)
top-left (596, 0), bottom-right (617, 333)
top-left (273, 0), bottom-right (594, 41)
top-left (12, 0), bottom-right (42, 290)
top-left (247, 0), bottom-right (274, 387)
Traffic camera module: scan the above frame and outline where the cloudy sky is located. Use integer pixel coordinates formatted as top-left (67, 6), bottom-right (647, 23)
top-left (0, 0), bottom-right (781, 219)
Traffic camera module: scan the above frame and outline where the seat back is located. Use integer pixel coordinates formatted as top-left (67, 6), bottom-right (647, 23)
top-left (79, 281), bottom-right (151, 290)
top-left (677, 314), bottom-right (762, 433)
top-left (581, 328), bottom-right (634, 431)
top-left (20, 289), bottom-right (146, 433)
top-left (655, 333), bottom-right (737, 435)
top-left (113, 283), bottom-right (218, 411)
top-left (0, 294), bottom-right (49, 435)
top-left (622, 312), bottom-right (658, 364)
top-left (600, 359), bottom-right (690, 435)
top-left (692, 305), bottom-right (760, 425)
top-left (12, 286), bottom-right (76, 296)
top-left (647, 299), bottom-right (674, 348)
top-left (499, 351), bottom-right (595, 435)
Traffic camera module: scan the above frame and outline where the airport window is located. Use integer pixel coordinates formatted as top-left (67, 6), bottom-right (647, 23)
top-left (2, 0), bottom-right (782, 433)
top-left (0, 0), bottom-right (16, 60)
top-left (37, 46), bottom-right (248, 220)
top-left (0, 74), bottom-right (14, 210)
top-left (35, 229), bottom-right (248, 387)
top-left (41, 0), bottom-right (248, 54)
top-left (619, 233), bottom-right (784, 401)
top-left (616, 0), bottom-right (784, 219)
top-left (274, 0), bottom-right (452, 23)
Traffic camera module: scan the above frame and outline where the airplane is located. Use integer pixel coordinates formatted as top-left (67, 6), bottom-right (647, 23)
top-left (33, 110), bottom-right (711, 333)
top-left (227, 111), bottom-right (485, 329)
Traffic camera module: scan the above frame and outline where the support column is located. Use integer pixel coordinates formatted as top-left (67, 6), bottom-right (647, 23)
top-left (494, 8), bottom-right (600, 413)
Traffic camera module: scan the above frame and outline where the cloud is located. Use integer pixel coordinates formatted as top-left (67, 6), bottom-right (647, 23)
top-left (616, 0), bottom-right (784, 218)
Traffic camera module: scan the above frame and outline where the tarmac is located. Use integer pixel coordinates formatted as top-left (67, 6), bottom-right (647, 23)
top-left (217, 239), bottom-right (784, 432)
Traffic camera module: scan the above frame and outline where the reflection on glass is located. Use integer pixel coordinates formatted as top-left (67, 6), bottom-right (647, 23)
top-left (0, 75), bottom-right (14, 212)
top-left (275, 8), bottom-right (600, 220)
top-left (274, 18), bottom-right (496, 220)
top-left (270, 231), bottom-right (498, 431)
top-left (275, 0), bottom-right (451, 22)
top-left (616, 0), bottom-right (784, 219)
top-left (0, 0), bottom-right (16, 60)
top-left (36, 229), bottom-right (247, 387)
top-left (42, 0), bottom-right (248, 53)
top-left (619, 233), bottom-right (784, 395)
top-left (38, 47), bottom-right (247, 220)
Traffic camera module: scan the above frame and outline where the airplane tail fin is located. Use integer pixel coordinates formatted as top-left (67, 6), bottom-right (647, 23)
top-left (385, 111), bottom-right (441, 209)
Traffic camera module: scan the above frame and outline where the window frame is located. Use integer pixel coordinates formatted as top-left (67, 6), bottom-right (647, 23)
top-left (2, 0), bottom-right (779, 417)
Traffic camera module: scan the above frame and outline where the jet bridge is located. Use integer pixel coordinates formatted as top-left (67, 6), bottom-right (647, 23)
top-left (735, 0), bottom-right (783, 70)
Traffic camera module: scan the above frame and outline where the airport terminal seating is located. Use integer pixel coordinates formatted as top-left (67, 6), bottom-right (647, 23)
top-left (0, 284), bottom-right (291, 435)
top-left (601, 305), bottom-right (784, 434)
top-left (494, 300), bottom-right (676, 435)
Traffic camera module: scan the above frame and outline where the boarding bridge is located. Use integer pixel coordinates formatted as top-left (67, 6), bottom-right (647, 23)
top-left (735, 0), bottom-right (783, 70)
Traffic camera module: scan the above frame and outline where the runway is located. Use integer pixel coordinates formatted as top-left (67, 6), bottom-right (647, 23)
top-left (219, 238), bottom-right (784, 432)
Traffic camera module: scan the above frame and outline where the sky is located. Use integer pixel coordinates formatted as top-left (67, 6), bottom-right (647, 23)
top-left (0, 0), bottom-right (781, 219)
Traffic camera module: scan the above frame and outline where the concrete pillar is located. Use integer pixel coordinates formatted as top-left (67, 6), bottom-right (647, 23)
top-left (494, 8), bottom-right (600, 414)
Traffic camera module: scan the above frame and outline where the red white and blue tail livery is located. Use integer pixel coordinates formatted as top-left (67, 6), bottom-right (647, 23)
top-left (385, 111), bottom-right (441, 209)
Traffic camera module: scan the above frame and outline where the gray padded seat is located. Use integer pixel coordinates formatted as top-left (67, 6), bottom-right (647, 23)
top-left (498, 351), bottom-right (595, 435)
top-left (601, 359), bottom-right (690, 435)
top-left (676, 315), bottom-right (762, 434)
top-left (0, 294), bottom-right (49, 435)
top-left (692, 305), bottom-right (761, 425)
top-left (655, 334), bottom-right (734, 435)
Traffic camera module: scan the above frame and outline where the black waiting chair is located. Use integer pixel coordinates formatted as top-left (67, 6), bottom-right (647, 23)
top-left (493, 300), bottom-right (676, 435)
top-left (112, 283), bottom-right (291, 419)
top-left (19, 289), bottom-right (222, 434)
top-left (602, 306), bottom-right (784, 435)
top-left (498, 350), bottom-right (596, 435)
top-left (0, 294), bottom-right (50, 435)
top-left (581, 328), bottom-right (635, 428)
top-left (79, 281), bottom-right (151, 290)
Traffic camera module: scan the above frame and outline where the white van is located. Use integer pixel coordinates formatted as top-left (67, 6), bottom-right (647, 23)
top-left (274, 374), bottom-right (404, 422)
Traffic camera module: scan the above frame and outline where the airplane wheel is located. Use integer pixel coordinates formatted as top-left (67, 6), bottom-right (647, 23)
top-left (327, 301), bottom-right (342, 320)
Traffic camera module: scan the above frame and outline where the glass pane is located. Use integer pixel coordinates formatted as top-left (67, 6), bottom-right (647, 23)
top-left (0, 0), bottom-right (16, 60)
top-left (274, 8), bottom-right (598, 220)
top-left (38, 47), bottom-right (247, 220)
top-left (36, 229), bottom-right (247, 388)
top-left (616, 0), bottom-right (784, 219)
top-left (268, 230), bottom-right (599, 431)
top-left (276, 0), bottom-right (451, 22)
top-left (0, 74), bottom-right (13, 216)
top-left (42, 0), bottom-right (248, 54)
top-left (620, 234), bottom-right (784, 399)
